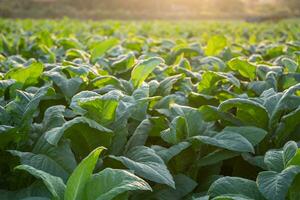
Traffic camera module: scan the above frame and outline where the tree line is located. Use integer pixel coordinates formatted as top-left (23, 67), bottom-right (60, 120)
top-left (0, 0), bottom-right (299, 19)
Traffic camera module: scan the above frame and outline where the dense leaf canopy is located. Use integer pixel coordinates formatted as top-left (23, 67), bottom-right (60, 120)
top-left (0, 19), bottom-right (300, 200)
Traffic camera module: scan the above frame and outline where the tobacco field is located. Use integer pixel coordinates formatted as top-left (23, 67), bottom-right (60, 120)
top-left (1, 19), bottom-right (300, 200)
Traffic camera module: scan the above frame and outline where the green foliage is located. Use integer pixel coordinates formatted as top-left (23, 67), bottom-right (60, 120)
top-left (15, 165), bottom-right (65, 200)
top-left (64, 147), bottom-right (105, 200)
top-left (131, 57), bottom-right (164, 87)
top-left (85, 168), bottom-right (151, 200)
top-left (205, 35), bottom-right (227, 56)
top-left (1, 19), bottom-right (300, 200)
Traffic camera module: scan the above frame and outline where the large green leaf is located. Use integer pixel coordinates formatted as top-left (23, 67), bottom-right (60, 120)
top-left (70, 91), bottom-right (100, 114)
top-left (85, 168), bottom-right (151, 200)
top-left (9, 139), bottom-right (76, 182)
top-left (5, 62), bottom-right (43, 87)
top-left (39, 105), bottom-right (66, 131)
top-left (90, 38), bottom-right (119, 63)
top-left (111, 52), bottom-right (136, 74)
top-left (199, 56), bottom-right (226, 71)
top-left (281, 57), bottom-right (298, 73)
top-left (79, 98), bottom-right (118, 125)
top-left (15, 165), bottom-right (65, 200)
top-left (159, 104), bottom-right (202, 138)
top-left (257, 166), bottom-right (300, 200)
top-left (78, 95), bottom-right (119, 126)
top-left (228, 58), bottom-right (256, 80)
top-left (109, 146), bottom-right (175, 188)
top-left (44, 71), bottom-right (82, 99)
top-left (263, 141), bottom-right (298, 172)
top-left (5, 85), bottom-right (54, 127)
top-left (283, 141), bottom-right (298, 167)
top-left (219, 98), bottom-right (269, 129)
top-left (198, 71), bottom-right (240, 95)
top-left (208, 177), bottom-right (264, 200)
top-left (131, 57), bottom-right (164, 87)
top-left (222, 126), bottom-right (267, 146)
top-left (205, 35), bottom-right (227, 56)
top-left (65, 147), bottom-right (105, 200)
top-left (44, 117), bottom-right (113, 158)
top-left (170, 104), bottom-right (205, 137)
top-left (191, 131), bottom-right (254, 153)
top-left (264, 149), bottom-right (284, 172)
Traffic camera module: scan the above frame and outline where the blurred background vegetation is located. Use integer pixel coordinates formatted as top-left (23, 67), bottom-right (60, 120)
top-left (0, 0), bottom-right (299, 20)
